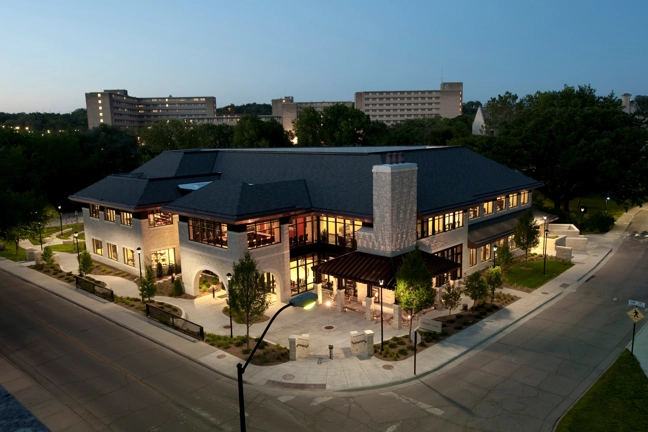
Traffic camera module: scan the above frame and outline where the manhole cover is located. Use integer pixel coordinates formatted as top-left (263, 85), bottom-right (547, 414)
top-left (283, 374), bottom-right (295, 380)
top-left (223, 325), bottom-right (231, 329)
top-left (382, 365), bottom-right (394, 370)
top-left (324, 325), bottom-right (334, 330)
top-left (217, 354), bottom-right (226, 359)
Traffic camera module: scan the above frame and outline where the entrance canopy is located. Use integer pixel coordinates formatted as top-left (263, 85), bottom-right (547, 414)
top-left (312, 250), bottom-right (460, 289)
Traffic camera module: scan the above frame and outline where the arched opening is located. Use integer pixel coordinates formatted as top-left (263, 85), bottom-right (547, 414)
top-left (192, 269), bottom-right (224, 297)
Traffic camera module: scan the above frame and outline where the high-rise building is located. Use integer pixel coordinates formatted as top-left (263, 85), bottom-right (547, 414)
top-left (85, 89), bottom-right (216, 129)
top-left (354, 82), bottom-right (463, 125)
top-left (271, 97), bottom-right (353, 131)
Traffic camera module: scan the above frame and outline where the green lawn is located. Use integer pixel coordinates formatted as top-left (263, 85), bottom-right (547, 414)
top-left (504, 260), bottom-right (573, 289)
top-left (49, 242), bottom-right (85, 253)
top-left (0, 241), bottom-right (27, 261)
top-left (57, 224), bottom-right (84, 239)
top-left (557, 349), bottom-right (648, 432)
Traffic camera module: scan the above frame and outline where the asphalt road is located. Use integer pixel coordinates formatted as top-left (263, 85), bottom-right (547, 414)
top-left (2, 209), bottom-right (648, 431)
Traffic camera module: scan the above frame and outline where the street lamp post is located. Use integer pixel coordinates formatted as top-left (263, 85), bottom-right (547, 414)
top-left (74, 232), bottom-right (80, 264)
top-left (137, 247), bottom-right (143, 302)
top-left (237, 291), bottom-right (317, 432)
top-left (226, 272), bottom-right (233, 338)
top-left (58, 206), bottom-right (63, 235)
top-left (580, 206), bottom-right (586, 231)
top-left (543, 228), bottom-right (549, 275)
top-left (606, 197), bottom-right (610, 213)
top-left (379, 278), bottom-right (384, 352)
top-left (493, 244), bottom-right (498, 267)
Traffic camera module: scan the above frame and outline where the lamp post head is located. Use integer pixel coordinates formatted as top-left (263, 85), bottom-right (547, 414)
top-left (58, 205), bottom-right (61, 210)
top-left (580, 207), bottom-right (585, 213)
top-left (136, 247), bottom-right (141, 254)
top-left (493, 244), bottom-right (498, 252)
top-left (74, 231), bottom-right (78, 238)
top-left (288, 291), bottom-right (318, 310)
top-left (378, 278), bottom-right (384, 287)
top-left (545, 229), bottom-right (549, 234)
top-left (606, 197), bottom-right (610, 201)
top-left (226, 272), bottom-right (232, 281)
top-left (543, 215), bottom-right (547, 222)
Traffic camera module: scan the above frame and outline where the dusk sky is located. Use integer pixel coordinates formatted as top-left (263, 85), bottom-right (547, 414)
top-left (1, 0), bottom-right (646, 114)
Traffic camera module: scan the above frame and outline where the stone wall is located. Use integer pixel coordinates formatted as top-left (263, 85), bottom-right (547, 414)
top-left (357, 163), bottom-right (417, 257)
top-left (555, 246), bottom-right (573, 262)
top-left (549, 224), bottom-right (580, 238)
top-left (566, 236), bottom-right (588, 251)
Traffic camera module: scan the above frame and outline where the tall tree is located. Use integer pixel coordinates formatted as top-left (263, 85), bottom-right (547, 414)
top-left (292, 107), bottom-right (322, 147)
top-left (320, 104), bottom-right (371, 147)
top-left (463, 272), bottom-right (489, 310)
top-left (441, 283), bottom-right (463, 316)
top-left (228, 252), bottom-right (270, 348)
top-left (232, 115), bottom-right (289, 148)
top-left (485, 267), bottom-right (503, 304)
top-left (513, 210), bottom-right (540, 262)
top-left (394, 246), bottom-right (435, 340)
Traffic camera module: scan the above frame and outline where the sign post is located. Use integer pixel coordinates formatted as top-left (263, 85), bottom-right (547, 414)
top-left (414, 330), bottom-right (418, 376)
top-left (627, 307), bottom-right (645, 355)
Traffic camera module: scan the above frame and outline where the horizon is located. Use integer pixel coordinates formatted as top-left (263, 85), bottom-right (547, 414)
top-left (1, 0), bottom-right (646, 114)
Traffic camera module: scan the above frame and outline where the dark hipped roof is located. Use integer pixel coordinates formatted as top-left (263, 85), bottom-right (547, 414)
top-left (70, 146), bottom-right (542, 220)
top-left (312, 250), bottom-right (460, 289)
top-left (68, 173), bottom-right (220, 211)
top-left (468, 208), bottom-right (559, 247)
top-left (164, 179), bottom-right (311, 222)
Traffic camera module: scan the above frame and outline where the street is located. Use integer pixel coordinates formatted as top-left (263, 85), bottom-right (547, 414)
top-left (1, 209), bottom-right (647, 431)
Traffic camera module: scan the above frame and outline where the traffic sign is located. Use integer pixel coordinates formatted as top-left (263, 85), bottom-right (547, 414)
top-left (627, 307), bottom-right (645, 323)
top-left (628, 300), bottom-right (646, 308)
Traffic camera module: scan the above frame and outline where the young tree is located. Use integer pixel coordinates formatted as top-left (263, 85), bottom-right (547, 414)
top-left (485, 266), bottom-right (504, 304)
top-left (172, 277), bottom-right (184, 297)
top-left (394, 246), bottom-right (435, 340)
top-left (140, 265), bottom-right (157, 301)
top-left (441, 283), bottom-right (463, 316)
top-left (496, 243), bottom-right (513, 267)
top-left (78, 249), bottom-right (93, 276)
top-left (228, 252), bottom-right (270, 348)
top-left (464, 272), bottom-right (489, 310)
top-left (41, 245), bottom-right (54, 265)
top-left (513, 210), bottom-right (540, 262)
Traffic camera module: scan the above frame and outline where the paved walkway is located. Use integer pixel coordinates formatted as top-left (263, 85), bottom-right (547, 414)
top-left (5, 207), bottom-right (647, 392)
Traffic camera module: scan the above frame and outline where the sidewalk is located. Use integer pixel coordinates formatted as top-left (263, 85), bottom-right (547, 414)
top-left (3, 207), bottom-right (646, 392)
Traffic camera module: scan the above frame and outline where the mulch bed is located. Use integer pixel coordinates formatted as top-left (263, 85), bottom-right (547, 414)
top-left (374, 291), bottom-right (520, 361)
top-left (204, 334), bottom-right (290, 366)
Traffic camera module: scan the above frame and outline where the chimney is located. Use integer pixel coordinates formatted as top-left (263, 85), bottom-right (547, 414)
top-left (622, 93), bottom-right (632, 113)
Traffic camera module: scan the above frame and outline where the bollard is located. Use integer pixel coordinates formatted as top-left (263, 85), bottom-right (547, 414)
top-left (329, 344), bottom-right (333, 359)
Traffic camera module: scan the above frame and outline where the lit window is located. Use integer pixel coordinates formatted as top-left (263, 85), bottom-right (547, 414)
top-left (123, 248), bottom-right (135, 267)
top-left (509, 194), bottom-right (519, 208)
top-left (151, 249), bottom-right (175, 268)
top-left (104, 208), bottom-right (116, 222)
top-left (497, 196), bottom-right (506, 212)
top-left (521, 191), bottom-right (530, 205)
top-left (247, 220), bottom-right (281, 249)
top-left (98, 100), bottom-right (101, 104)
top-left (99, 106), bottom-right (102, 110)
top-left (107, 243), bottom-right (118, 261)
top-left (148, 210), bottom-right (173, 227)
top-left (188, 218), bottom-right (227, 248)
top-left (470, 248), bottom-right (477, 266)
top-left (100, 119), bottom-right (103, 123)
top-left (469, 206), bottom-right (480, 219)
top-left (92, 238), bottom-right (103, 255)
top-left (97, 93), bottom-right (101, 97)
top-left (121, 212), bottom-right (132, 226)
top-left (481, 244), bottom-right (491, 261)
top-left (89, 204), bottom-right (100, 219)
top-left (483, 201), bottom-right (494, 215)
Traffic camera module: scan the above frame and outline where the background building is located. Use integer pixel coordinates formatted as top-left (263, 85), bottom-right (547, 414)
top-left (355, 82), bottom-right (463, 125)
top-left (85, 89), bottom-right (216, 129)
top-left (271, 97), bottom-right (353, 131)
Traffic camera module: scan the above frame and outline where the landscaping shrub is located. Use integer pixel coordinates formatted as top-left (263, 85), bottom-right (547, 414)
top-left (156, 262), bottom-right (164, 278)
top-left (407, 345), bottom-right (415, 351)
top-left (78, 250), bottom-right (93, 276)
top-left (497, 243), bottom-right (513, 267)
top-left (585, 211), bottom-right (615, 233)
top-left (242, 348), bottom-right (251, 355)
top-left (389, 342), bottom-right (398, 349)
top-left (41, 246), bottom-right (54, 265)
top-left (167, 265), bottom-right (174, 276)
top-left (172, 277), bottom-right (183, 296)
top-left (454, 325), bottom-right (464, 330)
top-left (398, 348), bottom-right (408, 356)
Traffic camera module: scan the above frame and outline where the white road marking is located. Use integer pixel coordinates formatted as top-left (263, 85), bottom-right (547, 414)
top-left (277, 396), bottom-right (295, 403)
top-left (385, 424), bottom-right (400, 432)
top-left (310, 396), bottom-right (333, 406)
top-left (379, 392), bottom-right (444, 416)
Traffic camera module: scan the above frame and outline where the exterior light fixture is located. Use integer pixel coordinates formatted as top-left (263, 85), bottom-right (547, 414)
top-left (226, 272), bottom-right (233, 338)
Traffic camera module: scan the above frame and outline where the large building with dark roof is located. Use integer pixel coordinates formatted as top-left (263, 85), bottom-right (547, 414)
top-left (69, 146), bottom-right (545, 306)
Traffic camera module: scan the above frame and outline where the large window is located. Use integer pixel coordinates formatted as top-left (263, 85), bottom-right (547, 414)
top-left (433, 245), bottom-right (462, 286)
top-left (92, 238), bottom-right (103, 255)
top-left (247, 220), bottom-right (280, 249)
top-left (188, 218), bottom-right (227, 248)
top-left (521, 191), bottom-right (530, 205)
top-left (509, 194), bottom-right (518, 208)
top-left (483, 201), bottom-right (494, 215)
top-left (151, 248), bottom-right (175, 268)
top-left (481, 244), bottom-right (492, 261)
top-left (107, 243), bottom-right (118, 261)
top-left (417, 211), bottom-right (464, 238)
top-left (123, 248), bottom-right (135, 267)
top-left (104, 208), bottom-right (116, 222)
top-left (89, 204), bottom-right (100, 219)
top-left (318, 216), bottom-right (362, 248)
top-left (289, 216), bottom-right (316, 248)
top-left (497, 196), bottom-right (507, 212)
top-left (148, 210), bottom-right (173, 227)
top-left (508, 235), bottom-right (517, 249)
top-left (469, 206), bottom-right (480, 219)
top-left (290, 253), bottom-right (319, 295)
top-left (470, 248), bottom-right (477, 266)
top-left (121, 211), bottom-right (133, 226)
